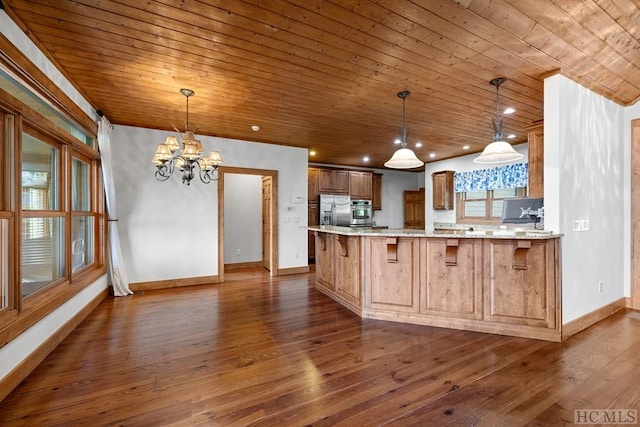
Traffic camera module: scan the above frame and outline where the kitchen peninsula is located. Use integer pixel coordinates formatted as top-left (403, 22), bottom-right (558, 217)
top-left (310, 226), bottom-right (562, 341)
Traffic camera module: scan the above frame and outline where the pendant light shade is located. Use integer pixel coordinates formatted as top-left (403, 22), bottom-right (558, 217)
top-left (385, 90), bottom-right (424, 169)
top-left (384, 147), bottom-right (424, 169)
top-left (474, 77), bottom-right (523, 164)
top-left (474, 140), bottom-right (523, 164)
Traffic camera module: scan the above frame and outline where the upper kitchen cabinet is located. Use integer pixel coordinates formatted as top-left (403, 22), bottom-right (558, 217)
top-left (349, 171), bottom-right (372, 200)
top-left (308, 167), bottom-right (319, 204)
top-left (526, 121), bottom-right (544, 199)
top-left (372, 173), bottom-right (382, 210)
top-left (319, 168), bottom-right (349, 194)
top-left (432, 170), bottom-right (454, 210)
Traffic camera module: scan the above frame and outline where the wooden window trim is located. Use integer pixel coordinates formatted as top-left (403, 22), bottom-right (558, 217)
top-left (0, 76), bottom-right (106, 351)
top-left (456, 188), bottom-right (527, 225)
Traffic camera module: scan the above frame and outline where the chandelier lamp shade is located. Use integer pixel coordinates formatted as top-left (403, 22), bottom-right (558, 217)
top-left (474, 77), bottom-right (523, 164)
top-left (384, 90), bottom-right (424, 169)
top-left (152, 88), bottom-right (223, 185)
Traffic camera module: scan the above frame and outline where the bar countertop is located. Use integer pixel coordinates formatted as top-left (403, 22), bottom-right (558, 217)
top-left (308, 225), bottom-right (562, 239)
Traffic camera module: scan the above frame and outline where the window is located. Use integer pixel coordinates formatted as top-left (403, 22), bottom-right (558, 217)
top-left (71, 156), bottom-right (95, 273)
top-left (457, 187), bottom-right (527, 223)
top-left (21, 132), bottom-right (65, 297)
top-left (454, 163), bottom-right (528, 224)
top-left (0, 56), bottom-right (104, 334)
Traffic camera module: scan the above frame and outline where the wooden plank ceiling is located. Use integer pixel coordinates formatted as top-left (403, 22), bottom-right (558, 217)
top-left (3, 0), bottom-right (640, 170)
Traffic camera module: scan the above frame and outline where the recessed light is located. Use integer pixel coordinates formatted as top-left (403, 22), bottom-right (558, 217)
top-left (251, 125), bottom-right (261, 131)
top-left (507, 134), bottom-right (516, 139)
top-left (503, 107), bottom-right (516, 115)
top-left (394, 138), bottom-right (402, 145)
top-left (309, 150), bottom-right (316, 156)
top-left (462, 145), bottom-right (470, 150)
top-left (414, 142), bottom-right (423, 148)
top-left (429, 153), bottom-right (436, 158)
top-left (363, 156), bottom-right (370, 162)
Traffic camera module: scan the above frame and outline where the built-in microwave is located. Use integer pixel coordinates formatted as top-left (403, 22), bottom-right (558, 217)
top-left (350, 200), bottom-right (372, 227)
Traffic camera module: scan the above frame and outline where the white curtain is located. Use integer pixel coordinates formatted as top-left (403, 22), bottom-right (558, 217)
top-left (97, 116), bottom-right (133, 296)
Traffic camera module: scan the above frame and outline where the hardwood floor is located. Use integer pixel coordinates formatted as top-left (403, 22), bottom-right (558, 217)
top-left (1, 268), bottom-right (639, 426)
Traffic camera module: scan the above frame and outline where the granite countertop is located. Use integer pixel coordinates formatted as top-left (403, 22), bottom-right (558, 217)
top-left (308, 225), bottom-right (562, 239)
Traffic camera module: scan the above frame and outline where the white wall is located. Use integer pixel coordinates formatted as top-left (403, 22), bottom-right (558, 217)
top-left (112, 126), bottom-right (308, 282)
top-left (224, 174), bottom-right (263, 264)
top-left (0, 10), bottom-right (107, 386)
top-left (545, 75), bottom-right (626, 323)
top-left (423, 145), bottom-right (529, 229)
top-left (372, 169), bottom-right (424, 228)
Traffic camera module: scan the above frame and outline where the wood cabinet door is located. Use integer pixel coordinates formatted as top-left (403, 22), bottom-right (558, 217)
top-left (483, 239), bottom-right (558, 329)
top-left (527, 122), bottom-right (544, 198)
top-left (364, 237), bottom-right (419, 313)
top-left (318, 169), bottom-right (349, 194)
top-left (334, 235), bottom-right (360, 305)
top-left (318, 169), bottom-right (334, 193)
top-left (333, 170), bottom-right (350, 194)
top-left (372, 173), bottom-right (382, 210)
top-left (308, 204), bottom-right (318, 261)
top-left (314, 232), bottom-right (334, 291)
top-left (308, 168), bottom-right (319, 204)
top-left (432, 171), bottom-right (454, 210)
top-left (420, 238), bottom-right (482, 319)
top-left (403, 190), bottom-right (425, 229)
top-left (349, 171), bottom-right (372, 199)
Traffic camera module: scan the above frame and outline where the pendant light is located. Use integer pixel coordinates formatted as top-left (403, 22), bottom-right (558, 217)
top-left (384, 90), bottom-right (424, 169)
top-left (474, 77), bottom-right (523, 164)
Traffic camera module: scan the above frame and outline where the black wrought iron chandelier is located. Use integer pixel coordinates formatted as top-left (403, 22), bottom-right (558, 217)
top-left (152, 88), bottom-right (222, 185)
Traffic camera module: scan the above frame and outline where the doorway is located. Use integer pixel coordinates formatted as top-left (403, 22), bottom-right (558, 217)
top-left (218, 167), bottom-right (278, 283)
top-left (403, 188), bottom-right (425, 229)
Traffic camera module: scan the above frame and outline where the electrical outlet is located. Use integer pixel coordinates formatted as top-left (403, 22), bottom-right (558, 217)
top-left (581, 219), bottom-right (589, 231)
top-left (598, 281), bottom-right (604, 293)
top-left (236, 249), bottom-right (241, 256)
top-left (295, 251), bottom-right (300, 258)
top-left (573, 220), bottom-right (581, 232)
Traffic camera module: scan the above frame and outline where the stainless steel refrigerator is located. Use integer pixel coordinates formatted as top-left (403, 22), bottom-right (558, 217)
top-left (319, 194), bottom-right (351, 226)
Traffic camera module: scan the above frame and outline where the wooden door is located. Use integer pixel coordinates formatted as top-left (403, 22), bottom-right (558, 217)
top-left (403, 189), bottom-right (425, 229)
top-left (632, 119), bottom-right (640, 309)
top-left (262, 176), bottom-right (272, 271)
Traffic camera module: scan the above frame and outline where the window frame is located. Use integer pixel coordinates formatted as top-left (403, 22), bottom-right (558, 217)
top-left (69, 150), bottom-right (99, 277)
top-left (456, 187), bottom-right (527, 224)
top-left (0, 60), bottom-right (106, 346)
top-left (20, 125), bottom-right (67, 299)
